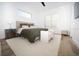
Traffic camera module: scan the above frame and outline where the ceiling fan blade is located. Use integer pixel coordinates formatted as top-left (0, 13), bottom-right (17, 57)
top-left (41, 2), bottom-right (45, 6)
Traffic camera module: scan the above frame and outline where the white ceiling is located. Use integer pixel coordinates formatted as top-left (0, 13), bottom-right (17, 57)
top-left (13, 2), bottom-right (74, 13)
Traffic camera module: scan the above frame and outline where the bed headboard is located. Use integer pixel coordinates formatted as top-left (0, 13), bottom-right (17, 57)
top-left (20, 23), bottom-right (34, 28)
top-left (16, 21), bottom-right (34, 29)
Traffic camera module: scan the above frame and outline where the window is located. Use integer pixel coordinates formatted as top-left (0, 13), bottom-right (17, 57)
top-left (17, 9), bottom-right (31, 19)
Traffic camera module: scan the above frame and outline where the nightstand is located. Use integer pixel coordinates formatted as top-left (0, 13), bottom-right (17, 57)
top-left (5, 29), bottom-right (16, 39)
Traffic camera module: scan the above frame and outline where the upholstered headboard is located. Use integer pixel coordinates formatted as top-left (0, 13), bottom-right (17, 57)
top-left (16, 21), bottom-right (34, 29)
top-left (20, 23), bottom-right (34, 28)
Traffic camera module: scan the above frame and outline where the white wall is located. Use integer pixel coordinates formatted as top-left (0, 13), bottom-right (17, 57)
top-left (0, 3), bottom-right (16, 39)
top-left (69, 3), bottom-right (79, 48)
top-left (15, 10), bottom-right (43, 27)
top-left (39, 3), bottom-right (74, 32)
top-left (0, 3), bottom-right (5, 39)
top-left (71, 18), bottom-right (79, 48)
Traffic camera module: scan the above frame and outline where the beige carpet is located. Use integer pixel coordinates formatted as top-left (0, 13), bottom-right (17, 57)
top-left (6, 34), bottom-right (61, 56)
top-left (58, 35), bottom-right (79, 56)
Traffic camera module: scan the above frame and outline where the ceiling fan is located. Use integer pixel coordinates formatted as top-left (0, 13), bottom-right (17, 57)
top-left (41, 2), bottom-right (45, 7)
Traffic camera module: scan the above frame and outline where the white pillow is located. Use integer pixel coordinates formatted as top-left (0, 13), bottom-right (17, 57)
top-left (30, 26), bottom-right (38, 28)
top-left (17, 28), bottom-right (23, 34)
top-left (22, 25), bottom-right (29, 29)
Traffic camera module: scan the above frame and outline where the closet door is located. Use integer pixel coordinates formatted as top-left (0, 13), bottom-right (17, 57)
top-left (51, 14), bottom-right (59, 29)
top-left (45, 15), bottom-right (52, 28)
top-left (45, 14), bottom-right (59, 29)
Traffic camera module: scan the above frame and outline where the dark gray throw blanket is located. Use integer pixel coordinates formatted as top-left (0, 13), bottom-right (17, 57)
top-left (21, 28), bottom-right (48, 43)
top-left (1, 40), bottom-right (15, 56)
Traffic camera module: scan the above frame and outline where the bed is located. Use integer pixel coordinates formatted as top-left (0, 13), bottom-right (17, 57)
top-left (16, 21), bottom-right (48, 43)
